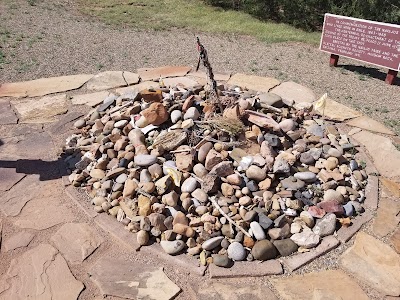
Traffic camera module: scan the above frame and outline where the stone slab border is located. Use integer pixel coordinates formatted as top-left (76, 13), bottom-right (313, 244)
top-left (55, 70), bottom-right (383, 278)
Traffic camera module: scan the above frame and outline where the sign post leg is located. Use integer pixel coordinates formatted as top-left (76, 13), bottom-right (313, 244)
top-left (329, 54), bottom-right (339, 67)
top-left (385, 69), bottom-right (398, 85)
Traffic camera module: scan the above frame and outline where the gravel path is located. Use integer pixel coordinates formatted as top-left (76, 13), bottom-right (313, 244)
top-left (0, 0), bottom-right (399, 134)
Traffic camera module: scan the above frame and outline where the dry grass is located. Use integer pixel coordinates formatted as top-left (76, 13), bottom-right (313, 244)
top-left (78, 0), bottom-right (320, 44)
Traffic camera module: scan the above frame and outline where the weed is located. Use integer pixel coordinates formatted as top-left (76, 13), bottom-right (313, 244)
top-left (96, 63), bottom-right (104, 70)
top-left (27, 0), bottom-right (37, 6)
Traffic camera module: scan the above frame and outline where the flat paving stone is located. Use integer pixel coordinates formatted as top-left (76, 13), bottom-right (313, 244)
top-left (71, 91), bottom-right (110, 106)
top-left (0, 168), bottom-right (25, 192)
top-left (208, 260), bottom-right (282, 278)
top-left (188, 71), bottom-right (231, 81)
top-left (86, 71), bottom-right (128, 91)
top-left (364, 175), bottom-right (379, 210)
top-left (352, 130), bottom-right (400, 178)
top-left (89, 257), bottom-right (180, 300)
top-left (0, 74), bottom-right (93, 98)
top-left (282, 235), bottom-right (339, 271)
top-left (0, 243), bottom-right (84, 299)
top-left (0, 175), bottom-right (39, 216)
top-left (116, 81), bottom-right (160, 95)
top-left (163, 76), bottom-right (199, 88)
top-left (48, 111), bottom-right (85, 135)
top-left (347, 115), bottom-right (395, 135)
top-left (123, 71), bottom-right (140, 85)
top-left (11, 94), bottom-right (69, 123)
top-left (13, 181), bottom-right (74, 230)
top-left (0, 132), bottom-right (55, 160)
top-left (228, 73), bottom-right (280, 93)
top-left (340, 232), bottom-right (400, 296)
top-left (315, 97), bottom-right (362, 121)
top-left (51, 223), bottom-right (103, 264)
top-left (271, 269), bottom-right (369, 300)
top-left (336, 211), bottom-right (373, 243)
top-left (270, 81), bottom-right (316, 104)
top-left (391, 228), bottom-right (400, 254)
top-left (195, 281), bottom-right (278, 300)
top-left (0, 100), bottom-right (18, 124)
top-left (372, 198), bottom-right (400, 238)
top-left (138, 66), bottom-right (191, 81)
top-left (380, 177), bottom-right (400, 197)
top-left (2, 231), bottom-right (34, 252)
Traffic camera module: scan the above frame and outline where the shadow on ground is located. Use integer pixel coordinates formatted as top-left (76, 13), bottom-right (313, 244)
top-left (339, 64), bottom-right (400, 86)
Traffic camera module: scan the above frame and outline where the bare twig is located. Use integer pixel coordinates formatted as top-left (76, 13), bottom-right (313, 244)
top-left (209, 196), bottom-right (251, 238)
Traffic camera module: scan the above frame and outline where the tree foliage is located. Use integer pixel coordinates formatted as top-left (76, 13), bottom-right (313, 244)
top-left (204, 0), bottom-right (400, 31)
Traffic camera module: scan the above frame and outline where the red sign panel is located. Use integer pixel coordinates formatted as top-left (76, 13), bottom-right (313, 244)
top-left (320, 14), bottom-right (400, 71)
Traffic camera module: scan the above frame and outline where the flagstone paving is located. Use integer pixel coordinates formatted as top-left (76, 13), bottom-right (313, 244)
top-left (0, 70), bottom-right (399, 300)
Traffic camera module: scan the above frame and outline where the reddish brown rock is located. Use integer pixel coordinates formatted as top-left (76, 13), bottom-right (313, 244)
top-left (141, 102), bottom-right (169, 125)
top-left (318, 201), bottom-right (344, 216)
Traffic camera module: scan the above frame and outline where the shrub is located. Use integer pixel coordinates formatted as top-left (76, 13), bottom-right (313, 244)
top-left (204, 0), bottom-right (400, 31)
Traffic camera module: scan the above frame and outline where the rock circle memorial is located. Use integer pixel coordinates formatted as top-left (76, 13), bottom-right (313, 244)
top-left (320, 13), bottom-right (400, 85)
top-left (63, 53), bottom-right (377, 273)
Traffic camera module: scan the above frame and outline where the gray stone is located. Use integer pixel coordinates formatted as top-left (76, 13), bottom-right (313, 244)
top-left (251, 240), bottom-right (278, 261)
top-left (258, 92), bottom-right (283, 108)
top-left (160, 240), bottom-right (186, 255)
top-left (227, 242), bottom-right (247, 261)
top-left (134, 154), bottom-right (158, 167)
top-left (281, 177), bottom-right (305, 190)
top-left (89, 257), bottom-right (180, 300)
top-left (181, 177), bottom-right (199, 193)
top-left (202, 236), bottom-right (224, 250)
top-left (273, 239), bottom-right (298, 256)
top-left (313, 213), bottom-right (337, 237)
top-left (294, 171), bottom-right (317, 183)
top-left (212, 254), bottom-right (232, 268)
top-left (183, 107), bottom-right (200, 120)
top-left (290, 230), bottom-right (320, 248)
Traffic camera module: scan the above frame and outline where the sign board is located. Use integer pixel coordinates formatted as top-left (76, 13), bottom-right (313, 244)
top-left (320, 13), bottom-right (400, 71)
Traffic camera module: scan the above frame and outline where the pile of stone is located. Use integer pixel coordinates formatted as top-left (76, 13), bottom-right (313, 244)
top-left (65, 82), bottom-right (367, 268)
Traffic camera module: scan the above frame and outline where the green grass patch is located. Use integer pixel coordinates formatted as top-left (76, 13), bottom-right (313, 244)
top-left (77, 0), bottom-right (320, 44)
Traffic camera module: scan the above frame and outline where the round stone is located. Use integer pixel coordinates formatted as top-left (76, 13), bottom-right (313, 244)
top-left (313, 213), bottom-right (337, 237)
top-left (134, 154), bottom-right (157, 167)
top-left (246, 165), bottom-right (267, 182)
top-left (300, 152), bottom-right (315, 165)
top-left (212, 254), bottom-right (231, 268)
top-left (160, 240), bottom-right (186, 255)
top-left (279, 119), bottom-right (296, 133)
top-left (74, 119), bottom-right (86, 129)
top-left (115, 173), bottom-right (127, 184)
top-left (181, 177), bottom-right (199, 193)
top-left (323, 189), bottom-right (344, 203)
top-left (170, 110), bottom-right (182, 123)
top-left (294, 171), bottom-right (317, 183)
top-left (202, 236), bottom-right (224, 250)
top-left (251, 240), bottom-right (278, 261)
top-left (192, 189), bottom-right (208, 203)
top-left (250, 221), bottom-right (266, 240)
top-left (227, 242), bottom-right (247, 261)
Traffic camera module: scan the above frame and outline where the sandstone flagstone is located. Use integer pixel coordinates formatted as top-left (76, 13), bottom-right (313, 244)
top-left (71, 91), bottom-right (110, 106)
top-left (347, 115), bottom-right (395, 135)
top-left (315, 97), bottom-right (362, 121)
top-left (89, 257), bottom-right (180, 300)
top-left (51, 223), bottom-right (103, 264)
top-left (2, 231), bottom-right (34, 252)
top-left (48, 111), bottom-right (85, 134)
top-left (0, 74), bottom-right (93, 98)
top-left (163, 76), bottom-right (199, 88)
top-left (188, 71), bottom-right (231, 81)
top-left (391, 228), bottom-right (400, 254)
top-left (0, 101), bottom-right (18, 124)
top-left (11, 94), bottom-right (69, 123)
top-left (0, 175), bottom-right (39, 216)
top-left (86, 71), bottom-right (128, 91)
top-left (227, 73), bottom-right (280, 93)
top-left (340, 232), bottom-right (400, 296)
top-left (0, 243), bottom-right (84, 299)
top-left (380, 177), bottom-right (400, 197)
top-left (372, 197), bottom-right (400, 237)
top-left (0, 168), bottom-right (25, 192)
top-left (195, 281), bottom-right (278, 300)
top-left (116, 81), bottom-right (160, 95)
top-left (270, 81), bottom-right (317, 104)
top-left (138, 66), bottom-right (191, 81)
top-left (271, 269), bottom-right (369, 300)
top-left (123, 71), bottom-right (140, 85)
top-left (352, 130), bottom-right (400, 178)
